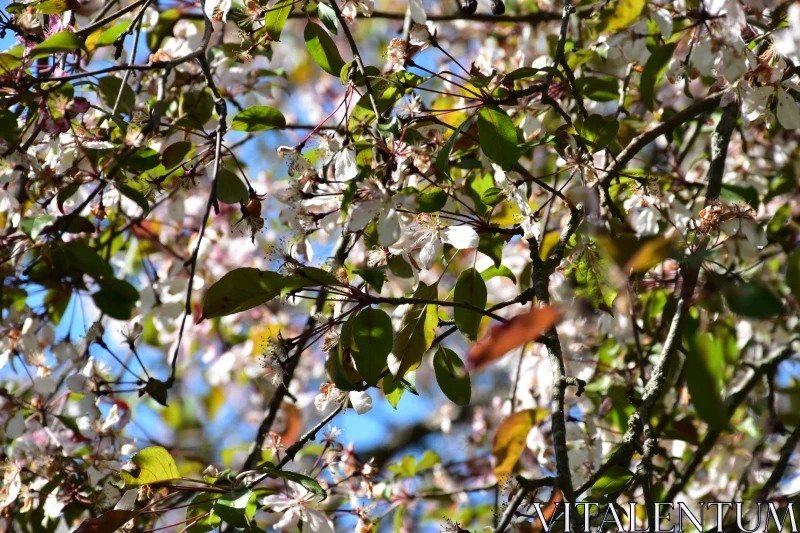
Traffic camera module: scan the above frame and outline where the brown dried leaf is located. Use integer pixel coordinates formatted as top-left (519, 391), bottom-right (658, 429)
top-left (467, 306), bottom-right (559, 371)
top-left (74, 510), bottom-right (138, 533)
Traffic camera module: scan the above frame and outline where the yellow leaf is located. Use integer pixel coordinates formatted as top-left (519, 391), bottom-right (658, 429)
top-left (602, 0), bottom-right (646, 34)
top-left (206, 385), bottom-right (225, 419)
top-left (492, 409), bottom-right (548, 477)
top-left (625, 237), bottom-right (674, 273)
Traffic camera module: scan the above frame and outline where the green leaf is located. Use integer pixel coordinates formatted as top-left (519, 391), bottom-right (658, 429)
top-left (127, 147), bottom-right (161, 172)
top-left (304, 22), bottom-right (346, 77)
top-left (590, 465), bottom-right (634, 500)
top-left (120, 446), bottom-right (180, 487)
top-left (96, 21), bottom-right (131, 47)
top-left (392, 283), bottom-right (439, 377)
top-left (576, 76), bottom-right (620, 102)
top-left (578, 114), bottom-right (619, 152)
top-left (478, 234), bottom-right (504, 268)
top-left (212, 489), bottom-right (257, 529)
top-left (433, 346), bottom-right (471, 406)
top-left (0, 52), bottom-right (23, 75)
top-left (349, 308), bottom-right (393, 386)
top-left (216, 168), bottom-right (249, 205)
top-left (316, 2), bottom-right (338, 34)
top-left (59, 241), bottom-right (113, 279)
top-left (566, 247), bottom-right (618, 313)
top-left (185, 493), bottom-right (221, 533)
top-left (388, 451), bottom-right (442, 477)
top-left (348, 72), bottom-right (425, 128)
top-left (417, 187), bottom-right (448, 213)
top-left (144, 378), bottom-right (169, 406)
top-left (477, 105), bottom-right (518, 172)
top-left (93, 278), bottom-right (139, 320)
top-left (180, 89), bottom-right (214, 125)
top-left (504, 66), bottom-right (562, 82)
top-left (482, 265), bottom-right (516, 285)
top-left (787, 250), bottom-right (800, 303)
top-left (416, 450), bottom-right (441, 471)
top-left (201, 268), bottom-right (287, 320)
top-left (724, 281), bottom-right (784, 318)
top-left (29, 31), bottom-right (85, 59)
top-left (685, 333), bottom-right (728, 432)
top-left (162, 141), bottom-right (195, 169)
top-left (641, 43), bottom-right (677, 111)
top-left (264, 0), bottom-right (294, 41)
top-left (36, 0), bottom-right (72, 14)
top-left (231, 105), bottom-right (286, 132)
top-left (720, 183), bottom-right (760, 209)
top-left (21, 215), bottom-right (55, 240)
top-left (435, 115), bottom-right (474, 182)
top-left (98, 76), bottom-right (136, 114)
top-left (382, 372), bottom-right (406, 408)
top-left (115, 183), bottom-right (150, 214)
top-left (453, 268), bottom-right (487, 342)
top-left (55, 215), bottom-right (94, 234)
top-left (387, 254), bottom-right (414, 278)
top-left (280, 266), bottom-right (339, 297)
top-left (262, 468), bottom-right (328, 500)
top-left (480, 187), bottom-right (505, 207)
top-left (327, 342), bottom-right (363, 391)
top-left (353, 266), bottom-right (387, 293)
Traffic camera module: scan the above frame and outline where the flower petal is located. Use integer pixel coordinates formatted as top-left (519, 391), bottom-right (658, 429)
top-left (349, 391), bottom-right (373, 415)
top-left (440, 226), bottom-right (479, 249)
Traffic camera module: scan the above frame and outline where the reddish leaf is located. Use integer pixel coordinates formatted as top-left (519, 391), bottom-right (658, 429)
top-left (467, 306), bottom-right (559, 371)
top-left (74, 510), bottom-right (138, 533)
top-left (518, 488), bottom-right (564, 533)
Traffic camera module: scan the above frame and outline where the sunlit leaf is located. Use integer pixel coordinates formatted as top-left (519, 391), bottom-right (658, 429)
top-left (120, 446), bottom-right (180, 487)
top-left (264, 0), bottom-right (294, 41)
top-left (29, 31), bottom-right (85, 59)
top-left (95, 20), bottom-right (131, 47)
top-left (566, 247), bottom-right (618, 313)
top-left (599, 0), bottom-right (646, 34)
top-left (304, 22), bottom-right (346, 77)
top-left (480, 265), bottom-right (516, 285)
top-left (391, 282), bottom-right (439, 377)
top-left (492, 409), bottom-right (546, 477)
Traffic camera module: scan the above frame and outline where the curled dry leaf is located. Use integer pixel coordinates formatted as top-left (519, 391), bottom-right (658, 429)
top-left (73, 510), bottom-right (138, 533)
top-left (467, 306), bottom-right (559, 371)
